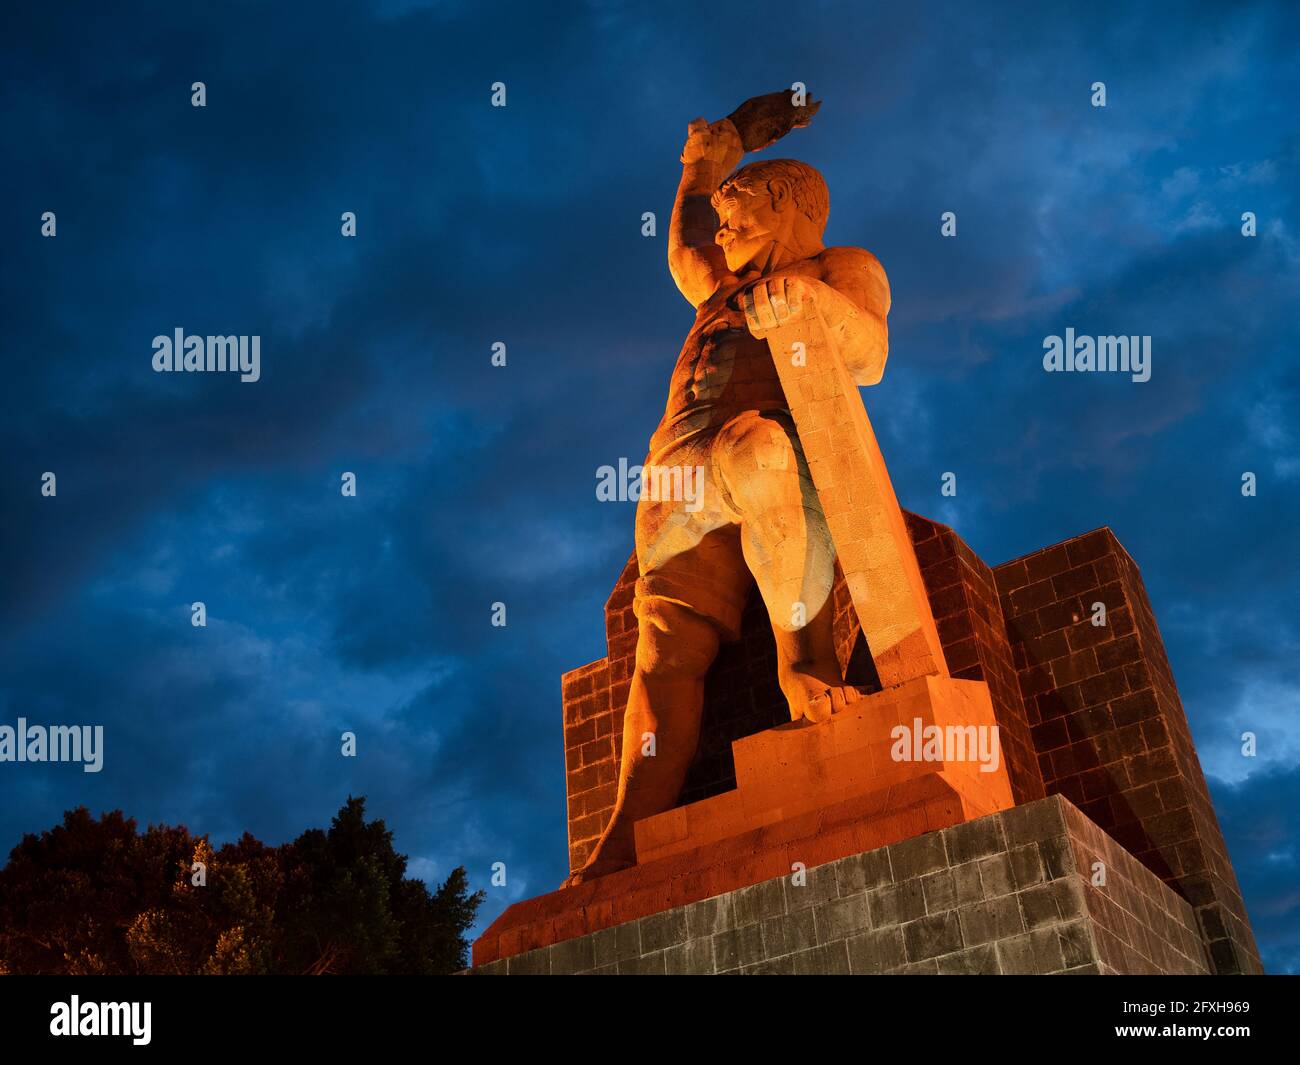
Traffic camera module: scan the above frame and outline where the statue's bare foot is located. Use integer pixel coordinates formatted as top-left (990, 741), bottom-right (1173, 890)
top-left (808, 684), bottom-right (862, 721)
top-left (785, 674), bottom-right (862, 723)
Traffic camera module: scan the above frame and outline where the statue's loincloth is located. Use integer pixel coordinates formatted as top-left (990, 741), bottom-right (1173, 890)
top-left (634, 407), bottom-right (816, 642)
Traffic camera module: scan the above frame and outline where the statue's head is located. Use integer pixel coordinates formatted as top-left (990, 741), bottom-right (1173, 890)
top-left (711, 159), bottom-right (829, 272)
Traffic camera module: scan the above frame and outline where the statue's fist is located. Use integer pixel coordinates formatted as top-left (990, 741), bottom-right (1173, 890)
top-left (681, 117), bottom-right (744, 172)
top-left (741, 275), bottom-right (813, 337)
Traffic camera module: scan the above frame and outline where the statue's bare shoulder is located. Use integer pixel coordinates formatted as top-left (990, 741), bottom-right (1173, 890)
top-left (811, 246), bottom-right (891, 319)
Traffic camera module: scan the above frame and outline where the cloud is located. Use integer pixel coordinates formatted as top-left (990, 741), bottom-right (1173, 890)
top-left (2, 0), bottom-right (1298, 953)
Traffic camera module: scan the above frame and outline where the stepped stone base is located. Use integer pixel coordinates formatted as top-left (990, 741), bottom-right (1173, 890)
top-left (558, 520), bottom-right (1262, 973)
top-left (470, 795), bottom-right (1210, 975)
top-left (635, 675), bottom-right (1013, 864)
top-left (474, 676), bottom-right (1014, 966)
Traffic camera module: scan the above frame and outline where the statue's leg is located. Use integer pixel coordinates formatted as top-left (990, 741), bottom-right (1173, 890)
top-left (572, 596), bottom-right (722, 881)
top-left (714, 410), bottom-right (852, 722)
top-left (567, 473), bottom-right (750, 885)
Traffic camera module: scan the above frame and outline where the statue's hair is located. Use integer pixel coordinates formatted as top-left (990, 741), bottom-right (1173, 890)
top-left (712, 159), bottom-right (829, 231)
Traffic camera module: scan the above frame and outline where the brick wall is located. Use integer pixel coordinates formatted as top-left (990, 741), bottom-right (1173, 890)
top-left (905, 513), bottom-right (1044, 806)
top-left (993, 527), bottom-right (1262, 974)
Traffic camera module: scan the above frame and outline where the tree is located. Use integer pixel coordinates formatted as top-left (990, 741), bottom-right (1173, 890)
top-left (0, 797), bottom-right (483, 975)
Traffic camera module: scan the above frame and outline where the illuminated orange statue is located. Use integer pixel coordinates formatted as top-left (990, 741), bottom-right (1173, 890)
top-left (570, 92), bottom-right (946, 883)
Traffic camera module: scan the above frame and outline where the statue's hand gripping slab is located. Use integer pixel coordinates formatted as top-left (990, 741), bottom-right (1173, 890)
top-left (739, 275), bottom-right (816, 338)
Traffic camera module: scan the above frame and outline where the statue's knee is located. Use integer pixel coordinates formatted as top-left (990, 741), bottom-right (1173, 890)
top-left (634, 598), bottom-right (720, 678)
top-left (718, 412), bottom-right (792, 464)
top-left (717, 413), bottom-right (801, 507)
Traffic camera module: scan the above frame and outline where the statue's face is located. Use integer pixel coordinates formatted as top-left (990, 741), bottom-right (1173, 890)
top-left (714, 184), bottom-right (784, 273)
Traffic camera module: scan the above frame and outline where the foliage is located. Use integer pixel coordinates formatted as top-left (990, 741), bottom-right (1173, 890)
top-left (0, 797), bottom-right (482, 975)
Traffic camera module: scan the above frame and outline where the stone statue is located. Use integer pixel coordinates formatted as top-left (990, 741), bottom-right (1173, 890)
top-left (568, 92), bottom-right (945, 884)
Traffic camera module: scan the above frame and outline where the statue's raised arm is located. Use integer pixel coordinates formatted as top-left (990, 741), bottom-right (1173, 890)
top-left (668, 90), bottom-right (823, 307)
top-left (668, 117), bottom-right (743, 307)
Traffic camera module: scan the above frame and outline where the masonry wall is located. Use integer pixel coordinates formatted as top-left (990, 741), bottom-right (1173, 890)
top-left (993, 528), bottom-right (1262, 974)
top-left (473, 796), bottom-right (1209, 975)
top-left (905, 513), bottom-right (1045, 806)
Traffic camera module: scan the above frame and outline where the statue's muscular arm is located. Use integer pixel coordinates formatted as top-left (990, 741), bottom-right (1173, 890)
top-left (668, 119), bottom-right (744, 308)
top-left (812, 246), bottom-right (891, 386)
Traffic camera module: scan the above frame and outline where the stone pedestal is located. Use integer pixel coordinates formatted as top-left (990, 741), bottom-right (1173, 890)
top-left (471, 795), bottom-right (1211, 975)
top-left (635, 675), bottom-right (1012, 864)
top-left (474, 675), bottom-right (1012, 968)
top-left (540, 517), bottom-right (1262, 974)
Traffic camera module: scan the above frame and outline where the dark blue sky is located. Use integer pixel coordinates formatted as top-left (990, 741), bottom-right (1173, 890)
top-left (2, 1), bottom-right (1297, 971)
